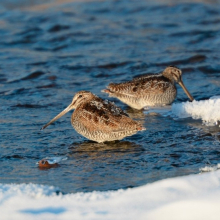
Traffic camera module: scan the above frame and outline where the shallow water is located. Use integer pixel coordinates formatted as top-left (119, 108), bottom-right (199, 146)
top-left (0, 0), bottom-right (220, 193)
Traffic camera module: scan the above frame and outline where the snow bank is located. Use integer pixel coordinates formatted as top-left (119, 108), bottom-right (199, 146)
top-left (1, 170), bottom-right (220, 220)
top-left (171, 96), bottom-right (220, 126)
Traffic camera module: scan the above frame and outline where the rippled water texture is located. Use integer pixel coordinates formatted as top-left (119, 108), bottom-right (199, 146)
top-left (0, 0), bottom-right (220, 193)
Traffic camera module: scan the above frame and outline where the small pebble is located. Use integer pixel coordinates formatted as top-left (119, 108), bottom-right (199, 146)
top-left (37, 156), bottom-right (67, 168)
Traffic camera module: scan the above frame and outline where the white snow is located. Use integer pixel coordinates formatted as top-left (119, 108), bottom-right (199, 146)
top-left (1, 170), bottom-right (220, 220)
top-left (200, 164), bottom-right (220, 172)
top-left (171, 96), bottom-right (220, 126)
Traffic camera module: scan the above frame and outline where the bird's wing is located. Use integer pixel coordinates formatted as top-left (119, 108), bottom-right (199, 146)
top-left (107, 76), bottom-right (171, 96)
top-left (135, 78), bottom-right (171, 94)
top-left (76, 99), bottom-right (141, 132)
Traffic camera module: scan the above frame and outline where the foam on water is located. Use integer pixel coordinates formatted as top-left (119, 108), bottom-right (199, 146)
top-left (171, 96), bottom-right (220, 126)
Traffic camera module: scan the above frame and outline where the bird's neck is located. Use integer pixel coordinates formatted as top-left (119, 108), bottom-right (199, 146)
top-left (162, 72), bottom-right (175, 84)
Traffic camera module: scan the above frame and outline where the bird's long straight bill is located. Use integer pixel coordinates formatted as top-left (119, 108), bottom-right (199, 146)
top-left (178, 80), bottom-right (194, 102)
top-left (41, 104), bottom-right (73, 130)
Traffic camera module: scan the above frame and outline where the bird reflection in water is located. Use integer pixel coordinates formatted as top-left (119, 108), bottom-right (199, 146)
top-left (68, 140), bottom-right (145, 160)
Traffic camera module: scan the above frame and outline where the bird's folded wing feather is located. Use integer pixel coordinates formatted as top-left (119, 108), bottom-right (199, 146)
top-left (108, 78), bottom-right (170, 95)
top-left (77, 101), bottom-right (138, 132)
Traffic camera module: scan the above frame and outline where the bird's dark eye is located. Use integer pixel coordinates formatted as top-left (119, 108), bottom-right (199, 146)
top-left (78, 95), bottom-right (82, 98)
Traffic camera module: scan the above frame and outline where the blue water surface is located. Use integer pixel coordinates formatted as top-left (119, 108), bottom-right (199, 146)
top-left (0, 0), bottom-right (220, 193)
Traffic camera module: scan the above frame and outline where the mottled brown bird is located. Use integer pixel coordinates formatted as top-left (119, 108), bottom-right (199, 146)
top-left (41, 91), bottom-right (145, 143)
top-left (102, 66), bottom-right (194, 110)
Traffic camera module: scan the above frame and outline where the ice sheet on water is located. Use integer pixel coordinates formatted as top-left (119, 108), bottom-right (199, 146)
top-left (171, 96), bottom-right (220, 126)
top-left (2, 171), bottom-right (220, 219)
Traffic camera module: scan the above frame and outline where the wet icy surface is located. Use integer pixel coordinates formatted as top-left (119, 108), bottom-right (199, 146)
top-left (0, 0), bottom-right (220, 193)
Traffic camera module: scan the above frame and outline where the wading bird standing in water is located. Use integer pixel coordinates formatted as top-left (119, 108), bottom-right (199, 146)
top-left (41, 91), bottom-right (145, 143)
top-left (102, 66), bottom-right (194, 110)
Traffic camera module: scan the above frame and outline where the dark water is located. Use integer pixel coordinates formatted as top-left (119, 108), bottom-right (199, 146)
top-left (1, 0), bottom-right (220, 193)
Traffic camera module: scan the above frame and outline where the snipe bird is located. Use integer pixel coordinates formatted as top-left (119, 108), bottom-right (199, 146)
top-left (41, 91), bottom-right (145, 143)
top-left (102, 66), bottom-right (194, 110)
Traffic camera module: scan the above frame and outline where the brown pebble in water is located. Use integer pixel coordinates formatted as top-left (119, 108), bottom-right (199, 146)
top-left (37, 159), bottom-right (58, 168)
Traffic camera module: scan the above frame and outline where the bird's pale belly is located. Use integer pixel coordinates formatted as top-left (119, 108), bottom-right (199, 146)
top-left (116, 87), bottom-right (177, 110)
top-left (72, 120), bottom-right (138, 143)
